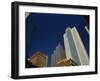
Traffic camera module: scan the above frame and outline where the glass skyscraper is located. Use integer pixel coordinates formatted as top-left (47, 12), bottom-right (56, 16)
top-left (63, 27), bottom-right (89, 65)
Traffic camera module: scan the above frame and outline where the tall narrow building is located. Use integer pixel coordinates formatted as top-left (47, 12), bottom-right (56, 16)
top-left (63, 29), bottom-right (72, 60)
top-left (51, 44), bottom-right (66, 66)
top-left (71, 27), bottom-right (89, 65)
top-left (63, 27), bottom-right (89, 65)
top-left (64, 28), bottom-right (81, 65)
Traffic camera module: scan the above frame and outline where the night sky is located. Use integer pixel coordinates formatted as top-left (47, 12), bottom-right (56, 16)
top-left (25, 13), bottom-right (89, 67)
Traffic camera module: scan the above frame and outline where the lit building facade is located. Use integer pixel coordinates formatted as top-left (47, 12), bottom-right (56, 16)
top-left (63, 27), bottom-right (89, 65)
top-left (30, 51), bottom-right (48, 67)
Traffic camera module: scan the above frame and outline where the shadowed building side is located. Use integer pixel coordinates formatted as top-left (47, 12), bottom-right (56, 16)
top-left (63, 31), bottom-right (72, 60)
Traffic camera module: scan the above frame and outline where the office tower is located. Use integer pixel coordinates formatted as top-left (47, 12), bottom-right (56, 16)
top-left (63, 30), bottom-right (72, 60)
top-left (71, 27), bottom-right (89, 65)
top-left (64, 28), bottom-right (81, 65)
top-left (30, 51), bottom-right (48, 67)
top-left (63, 27), bottom-right (89, 65)
top-left (51, 44), bottom-right (66, 66)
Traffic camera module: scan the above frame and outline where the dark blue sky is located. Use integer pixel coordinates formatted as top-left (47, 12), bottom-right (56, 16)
top-left (25, 13), bottom-right (89, 67)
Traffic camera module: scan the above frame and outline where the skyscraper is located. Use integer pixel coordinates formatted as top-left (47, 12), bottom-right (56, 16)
top-left (63, 27), bottom-right (89, 65)
top-left (71, 27), bottom-right (89, 65)
top-left (51, 44), bottom-right (66, 66)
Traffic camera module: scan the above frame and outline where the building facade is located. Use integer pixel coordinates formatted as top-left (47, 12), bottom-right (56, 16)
top-left (30, 51), bottom-right (48, 67)
top-left (51, 44), bottom-right (66, 66)
top-left (63, 27), bottom-right (89, 65)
